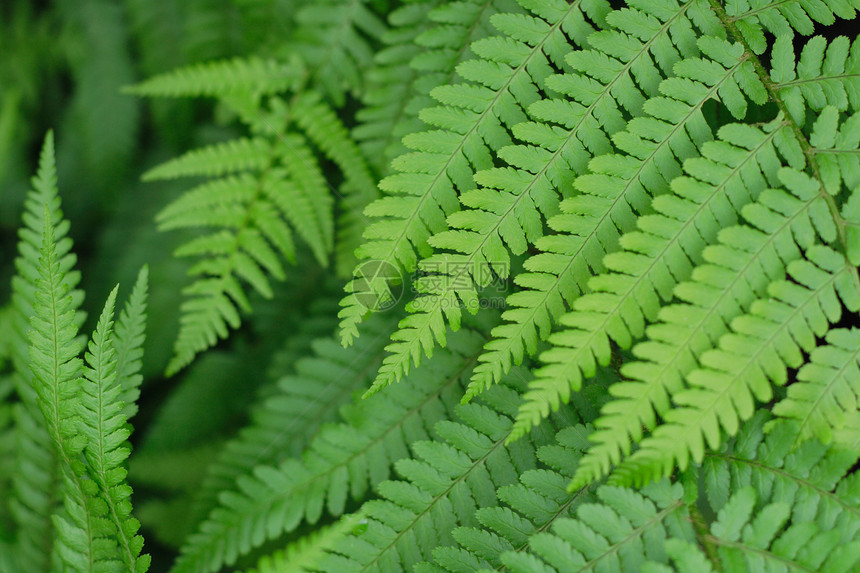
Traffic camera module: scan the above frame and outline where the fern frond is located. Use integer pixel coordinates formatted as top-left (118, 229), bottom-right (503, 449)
top-left (353, 2), bottom-right (441, 172)
top-left (772, 328), bottom-right (860, 445)
top-left (190, 312), bottom-right (398, 526)
top-left (420, 424), bottom-right (593, 572)
top-left (124, 57), bottom-right (303, 99)
top-left (113, 266), bottom-right (149, 420)
top-left (466, 5), bottom-right (739, 396)
top-left (290, 91), bottom-right (378, 274)
top-left (810, 108), bottom-right (860, 196)
top-left (659, 486), bottom-right (860, 572)
top-left (142, 138), bottom-right (271, 182)
top-left (8, 133), bottom-right (83, 573)
top-left (169, 329), bottom-right (486, 573)
top-left (771, 35), bottom-right (859, 125)
top-left (315, 375), bottom-right (577, 572)
top-left (29, 209), bottom-right (94, 572)
top-left (16, 134), bottom-right (150, 572)
top-left (269, 137), bottom-right (335, 261)
top-left (725, 0), bottom-right (858, 53)
top-left (704, 413), bottom-right (860, 531)
top-left (78, 287), bottom-right (150, 572)
top-left (565, 0), bottom-right (860, 485)
top-left (141, 86), bottom-right (341, 375)
top-left (245, 514), bottom-right (365, 573)
top-left (355, 0), bottom-right (512, 173)
top-left (572, 164), bottom-right (848, 487)
top-left (290, 0), bottom-right (388, 105)
top-left (7, 403), bottom-right (55, 573)
top-left (500, 481), bottom-right (693, 572)
top-left (614, 244), bottom-right (860, 486)
top-left (338, 0), bottom-right (608, 346)
top-left (507, 71), bottom-right (787, 444)
top-left (552, 124), bottom-right (803, 481)
top-left (695, 414), bottom-right (860, 571)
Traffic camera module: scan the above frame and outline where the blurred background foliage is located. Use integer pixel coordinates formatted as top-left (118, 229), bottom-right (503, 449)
top-left (0, 0), bottom-right (371, 567)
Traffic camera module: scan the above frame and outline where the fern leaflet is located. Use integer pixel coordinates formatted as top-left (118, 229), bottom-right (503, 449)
top-left (170, 330), bottom-right (486, 573)
top-left (338, 0), bottom-right (608, 346)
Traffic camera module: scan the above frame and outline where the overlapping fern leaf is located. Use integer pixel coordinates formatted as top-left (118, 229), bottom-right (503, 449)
top-left (244, 515), bottom-right (366, 573)
top-left (692, 413), bottom-right (860, 572)
top-left (5, 134), bottom-right (150, 572)
top-left (339, 0), bottom-right (609, 347)
top-left (170, 329), bottom-right (487, 573)
top-left (430, 414), bottom-right (860, 572)
top-left (493, 31), bottom-right (784, 434)
top-left (564, 40), bottom-right (860, 485)
top-left (466, 2), bottom-right (739, 397)
top-left (7, 132), bottom-right (85, 573)
top-left (321, 0), bottom-right (860, 503)
top-left (130, 56), bottom-right (377, 374)
top-left (288, 0), bottom-right (388, 106)
top-left (536, 127), bottom-right (810, 477)
top-left (313, 376), bottom-right (583, 572)
top-left (360, 0), bottom-right (827, 394)
top-left (482, 479), bottom-right (694, 572)
top-left (611, 240), bottom-right (859, 486)
top-left (353, 1), bottom-right (443, 173)
top-left (189, 311), bottom-right (398, 526)
top-left (78, 283), bottom-right (150, 573)
top-left (354, 0), bottom-right (513, 173)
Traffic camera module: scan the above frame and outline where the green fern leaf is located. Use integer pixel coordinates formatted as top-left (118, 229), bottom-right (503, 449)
top-left (466, 3), bottom-right (732, 397)
top-left (169, 330), bottom-right (486, 573)
top-left (810, 108), bottom-right (860, 195)
top-left (291, 0), bottom-right (388, 105)
top-left (291, 91), bottom-right (379, 275)
top-left (265, 160), bottom-right (332, 264)
top-left (338, 0), bottom-right (608, 347)
top-left (387, 0), bottom-right (520, 167)
top-left (423, 424), bottom-right (595, 572)
top-left (29, 208), bottom-right (98, 573)
top-left (7, 132), bottom-right (83, 573)
top-left (16, 143), bottom-right (88, 573)
top-left (724, 0), bottom-right (857, 54)
top-left (190, 312), bottom-right (397, 527)
top-left (772, 328), bottom-right (860, 445)
top-left (510, 71), bottom-right (783, 443)
top-left (407, 33), bottom-right (769, 399)
top-left (575, 165), bottom-right (848, 487)
top-left (354, 2), bottom-right (441, 172)
top-left (695, 417), bottom-right (860, 571)
top-left (558, 124), bottom-right (806, 484)
top-left (142, 138), bottom-right (271, 182)
top-left (113, 266), bottom-right (149, 420)
top-left (143, 96), bottom-right (339, 375)
top-left (771, 35), bottom-right (859, 124)
top-left (124, 57), bottom-right (303, 99)
top-left (245, 514), bottom-right (366, 573)
top-left (703, 412), bottom-right (860, 532)
top-left (501, 481), bottom-right (692, 572)
top-left (316, 375), bottom-right (577, 572)
top-left (614, 244), bottom-right (860, 486)
top-left (79, 286), bottom-right (151, 572)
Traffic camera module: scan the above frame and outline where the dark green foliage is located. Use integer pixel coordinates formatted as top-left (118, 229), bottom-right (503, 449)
top-left (1, 0), bottom-right (859, 572)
